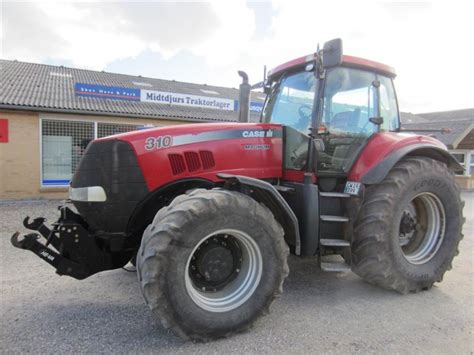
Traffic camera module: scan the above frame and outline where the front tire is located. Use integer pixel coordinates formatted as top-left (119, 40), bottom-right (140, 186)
top-left (137, 188), bottom-right (289, 341)
top-left (352, 157), bottom-right (464, 293)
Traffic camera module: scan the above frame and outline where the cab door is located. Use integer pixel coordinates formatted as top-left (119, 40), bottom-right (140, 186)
top-left (317, 66), bottom-right (399, 174)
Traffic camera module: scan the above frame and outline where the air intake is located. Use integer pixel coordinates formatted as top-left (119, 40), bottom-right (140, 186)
top-left (184, 152), bottom-right (201, 172)
top-left (168, 151), bottom-right (215, 175)
top-left (168, 154), bottom-right (186, 175)
top-left (199, 151), bottom-right (215, 169)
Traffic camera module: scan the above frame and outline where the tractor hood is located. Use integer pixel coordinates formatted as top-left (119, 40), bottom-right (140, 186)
top-left (105, 122), bottom-right (285, 191)
top-left (70, 122), bottom-right (284, 232)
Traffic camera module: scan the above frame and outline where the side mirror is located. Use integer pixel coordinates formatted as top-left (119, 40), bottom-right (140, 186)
top-left (322, 38), bottom-right (343, 68)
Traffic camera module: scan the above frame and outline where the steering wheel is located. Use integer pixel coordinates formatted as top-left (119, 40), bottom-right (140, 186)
top-left (295, 105), bottom-right (312, 131)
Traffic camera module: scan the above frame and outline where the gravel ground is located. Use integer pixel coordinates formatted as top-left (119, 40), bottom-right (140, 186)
top-left (1, 193), bottom-right (473, 354)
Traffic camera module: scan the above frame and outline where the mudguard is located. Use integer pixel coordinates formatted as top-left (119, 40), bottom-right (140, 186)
top-left (361, 144), bottom-right (463, 184)
top-left (348, 132), bottom-right (464, 184)
top-left (217, 173), bottom-right (301, 255)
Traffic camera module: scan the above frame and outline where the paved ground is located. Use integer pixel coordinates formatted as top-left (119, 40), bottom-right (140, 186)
top-left (1, 193), bottom-right (473, 354)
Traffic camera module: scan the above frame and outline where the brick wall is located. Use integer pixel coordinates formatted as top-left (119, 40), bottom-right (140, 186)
top-left (0, 111), bottom-right (41, 199)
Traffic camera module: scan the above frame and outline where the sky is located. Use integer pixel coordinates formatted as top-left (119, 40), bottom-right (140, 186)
top-left (1, 0), bottom-right (473, 113)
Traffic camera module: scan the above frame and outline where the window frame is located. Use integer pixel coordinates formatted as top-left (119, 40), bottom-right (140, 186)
top-left (39, 117), bottom-right (146, 188)
top-left (450, 149), bottom-right (474, 176)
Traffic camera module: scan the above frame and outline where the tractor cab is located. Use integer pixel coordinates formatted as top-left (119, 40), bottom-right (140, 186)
top-left (262, 39), bottom-right (400, 176)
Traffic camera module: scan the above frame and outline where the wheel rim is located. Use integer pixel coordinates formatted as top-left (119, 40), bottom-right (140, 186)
top-left (398, 192), bottom-right (446, 265)
top-left (185, 229), bottom-right (263, 313)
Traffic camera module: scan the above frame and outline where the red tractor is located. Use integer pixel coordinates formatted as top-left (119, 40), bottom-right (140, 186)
top-left (12, 39), bottom-right (464, 341)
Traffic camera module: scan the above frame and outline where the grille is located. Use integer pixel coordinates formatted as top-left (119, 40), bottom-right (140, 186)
top-left (184, 152), bottom-right (201, 172)
top-left (71, 139), bottom-right (148, 233)
top-left (168, 154), bottom-right (186, 175)
top-left (168, 151), bottom-right (215, 175)
top-left (200, 150), bottom-right (216, 169)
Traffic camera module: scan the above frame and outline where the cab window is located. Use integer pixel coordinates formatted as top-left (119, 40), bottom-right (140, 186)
top-left (263, 71), bottom-right (316, 134)
top-left (379, 76), bottom-right (400, 131)
top-left (322, 67), bottom-right (377, 136)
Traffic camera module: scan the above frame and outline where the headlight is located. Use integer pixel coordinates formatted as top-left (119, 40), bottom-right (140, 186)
top-left (69, 186), bottom-right (107, 202)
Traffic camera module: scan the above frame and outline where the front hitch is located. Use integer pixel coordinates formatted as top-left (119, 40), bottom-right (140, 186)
top-left (10, 206), bottom-right (131, 280)
top-left (11, 231), bottom-right (89, 279)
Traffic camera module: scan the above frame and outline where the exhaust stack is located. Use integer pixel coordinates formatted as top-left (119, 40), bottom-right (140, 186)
top-left (238, 71), bottom-right (250, 123)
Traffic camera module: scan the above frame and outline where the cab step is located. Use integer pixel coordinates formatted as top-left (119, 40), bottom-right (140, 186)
top-left (321, 262), bottom-right (351, 273)
top-left (320, 192), bottom-right (351, 198)
top-left (320, 238), bottom-right (350, 247)
top-left (320, 215), bottom-right (349, 223)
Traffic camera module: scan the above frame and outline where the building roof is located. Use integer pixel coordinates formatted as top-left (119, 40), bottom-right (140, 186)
top-left (0, 59), bottom-right (265, 122)
top-left (400, 112), bottom-right (428, 124)
top-left (401, 109), bottom-right (474, 149)
top-left (416, 108), bottom-right (474, 121)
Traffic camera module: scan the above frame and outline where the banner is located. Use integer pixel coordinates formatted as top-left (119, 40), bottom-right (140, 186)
top-left (75, 83), bottom-right (264, 113)
top-left (75, 83), bottom-right (140, 101)
top-left (141, 90), bottom-right (235, 111)
top-left (250, 102), bottom-right (264, 113)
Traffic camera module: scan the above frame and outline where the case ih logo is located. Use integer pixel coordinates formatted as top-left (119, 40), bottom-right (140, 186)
top-left (242, 130), bottom-right (274, 138)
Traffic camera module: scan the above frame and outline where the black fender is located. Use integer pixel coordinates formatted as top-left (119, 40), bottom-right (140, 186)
top-left (126, 178), bottom-right (215, 241)
top-left (217, 173), bottom-right (301, 255)
top-left (361, 143), bottom-right (464, 184)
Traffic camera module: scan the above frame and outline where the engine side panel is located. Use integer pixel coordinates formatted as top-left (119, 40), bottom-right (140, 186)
top-left (112, 122), bottom-right (284, 191)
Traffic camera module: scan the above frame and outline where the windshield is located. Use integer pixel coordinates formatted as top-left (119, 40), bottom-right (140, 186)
top-left (262, 71), bottom-right (316, 134)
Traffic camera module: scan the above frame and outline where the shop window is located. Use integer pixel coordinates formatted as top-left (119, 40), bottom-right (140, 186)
top-left (97, 122), bottom-right (140, 138)
top-left (41, 120), bottom-right (94, 186)
top-left (451, 151), bottom-right (474, 176)
top-left (469, 153), bottom-right (474, 175)
top-left (41, 120), bottom-right (142, 187)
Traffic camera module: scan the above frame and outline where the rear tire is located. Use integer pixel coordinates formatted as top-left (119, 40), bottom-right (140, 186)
top-left (352, 157), bottom-right (464, 293)
top-left (136, 188), bottom-right (289, 341)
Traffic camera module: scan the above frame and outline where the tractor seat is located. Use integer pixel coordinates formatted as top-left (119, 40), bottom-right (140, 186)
top-left (330, 111), bottom-right (352, 130)
top-left (330, 109), bottom-right (361, 133)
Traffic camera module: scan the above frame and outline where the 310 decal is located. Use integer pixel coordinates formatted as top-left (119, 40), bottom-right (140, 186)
top-left (145, 136), bottom-right (173, 150)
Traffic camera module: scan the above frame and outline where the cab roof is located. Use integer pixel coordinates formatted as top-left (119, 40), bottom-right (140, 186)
top-left (268, 53), bottom-right (396, 80)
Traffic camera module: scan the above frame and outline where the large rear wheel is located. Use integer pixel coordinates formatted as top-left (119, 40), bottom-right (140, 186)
top-left (137, 188), bottom-right (289, 341)
top-left (352, 157), bottom-right (464, 293)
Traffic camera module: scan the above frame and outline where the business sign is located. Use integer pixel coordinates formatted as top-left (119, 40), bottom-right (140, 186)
top-left (250, 102), bottom-right (264, 113)
top-left (141, 90), bottom-right (235, 111)
top-left (75, 82), bottom-right (265, 114)
top-left (75, 83), bottom-right (140, 101)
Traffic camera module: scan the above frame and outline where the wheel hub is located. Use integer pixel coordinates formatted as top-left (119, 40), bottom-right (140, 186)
top-left (189, 235), bottom-right (242, 291)
top-left (185, 229), bottom-right (263, 313)
top-left (399, 210), bottom-right (418, 246)
top-left (398, 192), bottom-right (446, 265)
